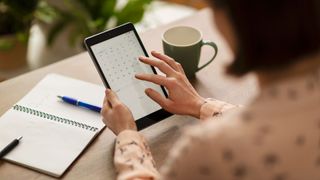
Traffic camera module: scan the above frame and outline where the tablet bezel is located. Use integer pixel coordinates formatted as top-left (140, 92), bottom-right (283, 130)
top-left (84, 22), bottom-right (172, 130)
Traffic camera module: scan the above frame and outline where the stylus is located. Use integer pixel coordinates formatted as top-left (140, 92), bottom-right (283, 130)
top-left (57, 96), bottom-right (102, 113)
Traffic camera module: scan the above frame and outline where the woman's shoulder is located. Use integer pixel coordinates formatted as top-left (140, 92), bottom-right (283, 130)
top-left (170, 108), bottom-right (268, 179)
top-left (161, 109), bottom-right (257, 179)
top-left (178, 102), bottom-right (320, 179)
top-left (180, 107), bottom-right (260, 163)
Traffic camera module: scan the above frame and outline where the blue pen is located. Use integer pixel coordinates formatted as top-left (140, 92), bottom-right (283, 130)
top-left (57, 96), bottom-right (102, 113)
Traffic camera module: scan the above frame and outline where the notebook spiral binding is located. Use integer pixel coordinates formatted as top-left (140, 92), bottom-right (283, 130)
top-left (13, 105), bottom-right (99, 132)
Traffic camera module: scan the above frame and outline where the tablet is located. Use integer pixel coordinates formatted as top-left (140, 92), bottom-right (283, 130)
top-left (84, 23), bottom-right (171, 130)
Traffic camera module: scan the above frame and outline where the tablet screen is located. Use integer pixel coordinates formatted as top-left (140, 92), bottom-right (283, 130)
top-left (90, 31), bottom-right (164, 120)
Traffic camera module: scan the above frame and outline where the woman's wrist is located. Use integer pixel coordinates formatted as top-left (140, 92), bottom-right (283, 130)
top-left (117, 129), bottom-right (139, 137)
top-left (190, 96), bottom-right (206, 119)
top-left (114, 124), bottom-right (137, 135)
top-left (198, 98), bottom-right (237, 120)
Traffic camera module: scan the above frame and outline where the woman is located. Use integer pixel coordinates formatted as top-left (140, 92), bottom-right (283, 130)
top-left (101, 0), bottom-right (320, 179)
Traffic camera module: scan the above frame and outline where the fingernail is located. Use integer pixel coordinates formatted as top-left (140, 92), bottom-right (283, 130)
top-left (135, 74), bottom-right (142, 78)
top-left (105, 89), bottom-right (111, 94)
top-left (145, 88), bottom-right (152, 94)
top-left (152, 50), bottom-right (159, 54)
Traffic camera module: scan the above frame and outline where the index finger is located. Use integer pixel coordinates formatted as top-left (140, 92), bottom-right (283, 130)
top-left (135, 74), bottom-right (169, 87)
top-left (139, 56), bottom-right (176, 76)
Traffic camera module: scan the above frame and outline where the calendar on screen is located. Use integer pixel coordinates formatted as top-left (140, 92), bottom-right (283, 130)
top-left (91, 31), bottom-right (163, 120)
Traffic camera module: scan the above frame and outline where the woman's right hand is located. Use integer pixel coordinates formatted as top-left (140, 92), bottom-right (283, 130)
top-left (135, 51), bottom-right (205, 119)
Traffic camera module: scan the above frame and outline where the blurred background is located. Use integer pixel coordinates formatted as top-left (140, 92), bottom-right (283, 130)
top-left (0, 0), bottom-right (209, 82)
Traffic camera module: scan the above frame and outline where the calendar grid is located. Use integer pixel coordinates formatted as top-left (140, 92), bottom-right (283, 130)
top-left (91, 31), bottom-right (163, 120)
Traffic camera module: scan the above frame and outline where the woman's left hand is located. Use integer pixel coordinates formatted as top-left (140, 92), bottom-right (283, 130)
top-left (101, 89), bottom-right (137, 135)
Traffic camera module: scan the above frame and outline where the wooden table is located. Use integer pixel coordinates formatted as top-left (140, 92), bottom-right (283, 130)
top-left (0, 9), bottom-right (258, 179)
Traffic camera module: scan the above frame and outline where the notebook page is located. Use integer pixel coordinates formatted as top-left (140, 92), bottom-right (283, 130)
top-left (0, 109), bottom-right (97, 177)
top-left (17, 74), bottom-right (105, 129)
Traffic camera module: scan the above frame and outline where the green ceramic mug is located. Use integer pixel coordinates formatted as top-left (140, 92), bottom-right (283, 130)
top-left (162, 26), bottom-right (218, 78)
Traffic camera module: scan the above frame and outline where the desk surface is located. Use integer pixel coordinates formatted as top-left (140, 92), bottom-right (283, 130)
top-left (0, 9), bottom-right (258, 179)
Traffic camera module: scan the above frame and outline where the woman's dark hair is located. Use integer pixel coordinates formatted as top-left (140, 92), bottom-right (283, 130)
top-left (209, 0), bottom-right (320, 76)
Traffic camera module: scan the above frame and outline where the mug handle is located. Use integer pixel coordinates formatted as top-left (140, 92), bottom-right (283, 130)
top-left (197, 40), bottom-right (218, 71)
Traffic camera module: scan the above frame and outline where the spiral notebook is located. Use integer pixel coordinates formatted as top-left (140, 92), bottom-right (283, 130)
top-left (0, 74), bottom-right (105, 177)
